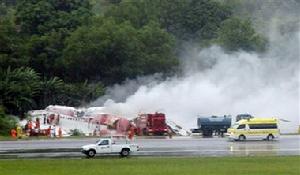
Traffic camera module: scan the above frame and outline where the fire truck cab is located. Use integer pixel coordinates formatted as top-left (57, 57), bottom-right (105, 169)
top-left (134, 113), bottom-right (168, 136)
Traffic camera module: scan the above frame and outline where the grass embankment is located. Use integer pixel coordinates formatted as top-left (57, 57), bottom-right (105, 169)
top-left (0, 156), bottom-right (299, 175)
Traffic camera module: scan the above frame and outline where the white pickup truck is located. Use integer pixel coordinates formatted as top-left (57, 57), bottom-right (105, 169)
top-left (81, 138), bottom-right (139, 158)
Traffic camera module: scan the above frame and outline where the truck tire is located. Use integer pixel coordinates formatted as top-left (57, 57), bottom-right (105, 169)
top-left (266, 134), bottom-right (274, 141)
top-left (87, 149), bottom-right (96, 158)
top-left (120, 149), bottom-right (130, 157)
top-left (238, 135), bottom-right (246, 141)
top-left (143, 128), bottom-right (148, 136)
top-left (203, 130), bottom-right (213, 137)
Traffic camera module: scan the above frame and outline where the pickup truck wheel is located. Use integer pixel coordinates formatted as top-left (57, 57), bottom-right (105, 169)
top-left (87, 149), bottom-right (96, 158)
top-left (121, 149), bottom-right (130, 157)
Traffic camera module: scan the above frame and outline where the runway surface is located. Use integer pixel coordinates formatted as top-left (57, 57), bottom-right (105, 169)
top-left (0, 135), bottom-right (299, 158)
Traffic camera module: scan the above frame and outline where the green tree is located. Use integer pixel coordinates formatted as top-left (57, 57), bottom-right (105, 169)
top-left (16, 0), bottom-right (92, 36)
top-left (0, 8), bottom-right (26, 71)
top-left (35, 77), bottom-right (105, 108)
top-left (0, 67), bottom-right (40, 115)
top-left (63, 18), bottom-right (177, 84)
top-left (63, 19), bottom-right (141, 84)
top-left (155, 0), bottom-right (188, 36)
top-left (62, 82), bottom-right (105, 106)
top-left (217, 17), bottom-right (267, 52)
top-left (0, 106), bottom-right (17, 136)
top-left (180, 0), bottom-right (232, 42)
top-left (105, 0), bottom-right (232, 44)
top-left (23, 32), bottom-right (64, 77)
top-left (15, 0), bottom-right (92, 78)
top-left (0, 66), bottom-right (105, 116)
top-left (104, 0), bottom-right (160, 28)
top-left (137, 21), bottom-right (178, 75)
top-left (36, 76), bottom-right (65, 108)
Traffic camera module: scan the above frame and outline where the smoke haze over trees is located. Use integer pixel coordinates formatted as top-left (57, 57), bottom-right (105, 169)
top-left (0, 0), bottom-right (298, 132)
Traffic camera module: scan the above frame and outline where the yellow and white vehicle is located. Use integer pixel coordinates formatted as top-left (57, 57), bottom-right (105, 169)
top-left (227, 118), bottom-right (279, 141)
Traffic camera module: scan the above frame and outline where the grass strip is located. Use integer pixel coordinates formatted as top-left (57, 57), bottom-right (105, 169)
top-left (0, 156), bottom-right (299, 175)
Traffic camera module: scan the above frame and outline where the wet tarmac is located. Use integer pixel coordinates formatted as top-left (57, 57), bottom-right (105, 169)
top-left (0, 135), bottom-right (299, 158)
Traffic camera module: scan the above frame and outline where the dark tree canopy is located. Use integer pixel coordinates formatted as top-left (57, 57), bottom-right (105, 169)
top-left (16, 0), bottom-right (92, 35)
top-left (218, 18), bottom-right (266, 52)
top-left (63, 19), bottom-right (177, 84)
top-left (104, 0), bottom-right (232, 43)
top-left (0, 0), bottom-right (268, 120)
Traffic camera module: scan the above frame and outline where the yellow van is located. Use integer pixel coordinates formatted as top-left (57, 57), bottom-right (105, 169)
top-left (227, 118), bottom-right (279, 141)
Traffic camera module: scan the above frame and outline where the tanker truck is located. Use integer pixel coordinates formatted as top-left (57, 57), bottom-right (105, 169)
top-left (191, 115), bottom-right (232, 137)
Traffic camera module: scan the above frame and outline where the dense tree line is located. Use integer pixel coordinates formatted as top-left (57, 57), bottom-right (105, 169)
top-left (0, 0), bottom-right (266, 123)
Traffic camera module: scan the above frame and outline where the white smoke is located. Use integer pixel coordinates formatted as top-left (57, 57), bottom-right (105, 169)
top-left (111, 56), bottom-right (297, 130)
top-left (90, 35), bottom-right (299, 133)
top-left (90, 3), bottom-right (300, 133)
top-left (90, 74), bottom-right (164, 106)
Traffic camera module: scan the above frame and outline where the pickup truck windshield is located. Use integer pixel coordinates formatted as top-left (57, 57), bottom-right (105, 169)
top-left (99, 140), bottom-right (109, 145)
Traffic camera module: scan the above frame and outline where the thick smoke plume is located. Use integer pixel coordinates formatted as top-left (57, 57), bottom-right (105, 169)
top-left (90, 2), bottom-right (300, 133)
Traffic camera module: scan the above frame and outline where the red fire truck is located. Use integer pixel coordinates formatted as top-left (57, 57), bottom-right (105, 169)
top-left (134, 113), bottom-right (168, 136)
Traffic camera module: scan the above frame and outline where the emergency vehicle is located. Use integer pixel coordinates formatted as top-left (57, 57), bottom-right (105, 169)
top-left (227, 118), bottom-right (279, 141)
top-left (134, 113), bottom-right (168, 136)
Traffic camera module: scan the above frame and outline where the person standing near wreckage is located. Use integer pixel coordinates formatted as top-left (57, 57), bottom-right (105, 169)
top-left (58, 127), bottom-right (62, 138)
top-left (10, 128), bottom-right (17, 139)
top-left (47, 126), bottom-right (51, 137)
top-left (167, 127), bottom-right (173, 139)
top-left (51, 125), bottom-right (56, 138)
top-left (16, 125), bottom-right (22, 138)
top-left (43, 114), bottom-right (46, 124)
